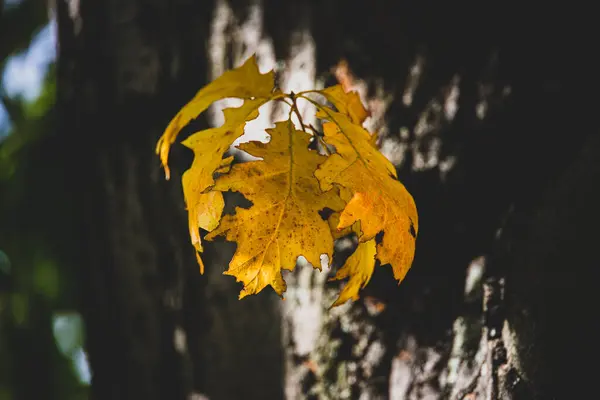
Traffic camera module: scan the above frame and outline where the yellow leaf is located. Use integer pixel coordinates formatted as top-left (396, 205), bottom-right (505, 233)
top-left (155, 57), bottom-right (419, 304)
top-left (196, 191), bottom-right (224, 232)
top-left (318, 85), bottom-right (369, 125)
top-left (326, 186), bottom-right (354, 239)
top-left (155, 55), bottom-right (276, 272)
top-left (206, 120), bottom-right (345, 298)
top-left (181, 98), bottom-right (270, 268)
top-left (188, 157), bottom-right (231, 264)
top-left (315, 109), bottom-right (418, 283)
top-left (195, 250), bottom-right (205, 275)
top-left (189, 191), bottom-right (223, 274)
top-left (330, 238), bottom-right (377, 307)
top-left (215, 155), bottom-right (235, 174)
top-left (156, 55), bottom-right (274, 179)
top-left (327, 212), bottom-right (352, 240)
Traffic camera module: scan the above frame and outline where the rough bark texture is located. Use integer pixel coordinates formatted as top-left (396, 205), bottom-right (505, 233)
top-left (57, 0), bottom-right (597, 399)
top-left (263, 1), bottom-right (596, 399)
top-left (57, 1), bottom-right (209, 398)
top-left (502, 132), bottom-right (600, 399)
top-left (57, 1), bottom-right (283, 399)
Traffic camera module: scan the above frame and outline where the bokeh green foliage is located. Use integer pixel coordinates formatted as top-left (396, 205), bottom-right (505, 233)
top-left (1, 1), bottom-right (89, 399)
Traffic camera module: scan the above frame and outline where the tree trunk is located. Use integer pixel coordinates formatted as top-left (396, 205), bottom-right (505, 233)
top-left (57, 0), bottom-right (597, 399)
top-left (57, 0), bottom-right (286, 397)
top-left (57, 1), bottom-right (209, 398)
top-left (223, 2), bottom-right (598, 399)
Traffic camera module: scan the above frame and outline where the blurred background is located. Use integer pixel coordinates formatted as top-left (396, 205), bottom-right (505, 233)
top-left (0, 1), bottom-right (597, 399)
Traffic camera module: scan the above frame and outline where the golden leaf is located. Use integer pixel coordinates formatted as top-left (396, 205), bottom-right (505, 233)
top-left (206, 120), bottom-right (345, 298)
top-left (326, 186), bottom-right (355, 239)
top-left (156, 55), bottom-right (274, 179)
top-left (318, 84), bottom-right (369, 125)
top-left (330, 238), bottom-right (377, 307)
top-left (181, 98), bottom-right (270, 263)
top-left (315, 109), bottom-right (418, 284)
top-left (155, 53), bottom-right (419, 305)
top-left (215, 155), bottom-right (235, 174)
top-left (193, 190), bottom-right (223, 273)
top-left (196, 191), bottom-right (224, 232)
top-left (180, 103), bottom-right (263, 268)
top-left (155, 56), bottom-right (275, 271)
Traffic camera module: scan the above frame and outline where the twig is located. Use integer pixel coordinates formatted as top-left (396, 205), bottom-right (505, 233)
top-left (289, 92), bottom-right (307, 132)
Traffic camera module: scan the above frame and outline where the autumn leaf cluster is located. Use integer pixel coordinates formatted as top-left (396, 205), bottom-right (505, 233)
top-left (156, 56), bottom-right (418, 306)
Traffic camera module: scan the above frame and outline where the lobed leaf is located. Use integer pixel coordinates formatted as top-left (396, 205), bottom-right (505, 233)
top-left (156, 55), bottom-right (275, 179)
top-left (155, 56), bottom-right (276, 270)
top-left (329, 238), bottom-right (377, 307)
top-left (206, 120), bottom-right (345, 298)
top-left (315, 109), bottom-right (418, 285)
top-left (317, 85), bottom-right (370, 125)
top-left (155, 54), bottom-right (419, 306)
top-left (181, 98), bottom-right (271, 264)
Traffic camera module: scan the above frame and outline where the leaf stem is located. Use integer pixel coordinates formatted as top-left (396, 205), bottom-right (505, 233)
top-left (289, 92), bottom-right (307, 133)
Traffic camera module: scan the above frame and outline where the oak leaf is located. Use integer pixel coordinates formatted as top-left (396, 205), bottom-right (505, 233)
top-left (330, 238), bottom-right (377, 307)
top-left (155, 54), bottom-right (419, 306)
top-left (156, 55), bottom-right (275, 179)
top-left (154, 56), bottom-right (276, 270)
top-left (319, 84), bottom-right (369, 125)
top-left (206, 120), bottom-right (345, 298)
top-left (315, 110), bottom-right (418, 284)
top-left (181, 98), bottom-right (270, 262)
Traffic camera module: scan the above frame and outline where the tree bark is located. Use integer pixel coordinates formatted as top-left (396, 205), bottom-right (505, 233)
top-left (57, 1), bottom-right (211, 398)
top-left (57, 0), bottom-right (598, 399)
top-left (264, 2), bottom-right (597, 399)
top-left (58, 0), bottom-right (286, 398)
